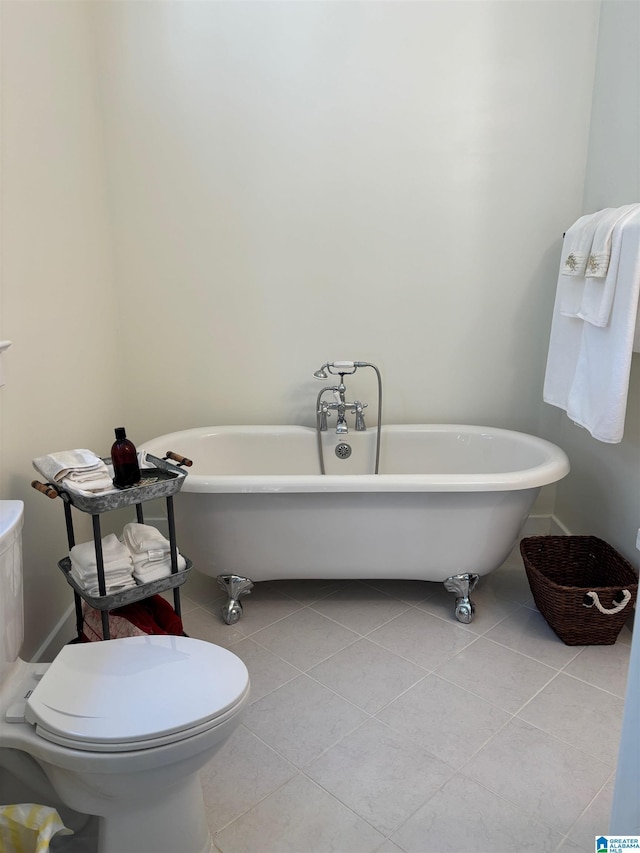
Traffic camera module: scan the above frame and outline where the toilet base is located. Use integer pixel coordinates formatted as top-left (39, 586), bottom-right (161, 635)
top-left (97, 772), bottom-right (212, 853)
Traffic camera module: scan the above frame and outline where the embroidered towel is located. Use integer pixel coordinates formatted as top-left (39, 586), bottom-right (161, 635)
top-left (558, 212), bottom-right (600, 320)
top-left (585, 204), bottom-right (638, 278)
top-left (561, 212), bottom-right (600, 277)
top-left (578, 204), bottom-right (640, 326)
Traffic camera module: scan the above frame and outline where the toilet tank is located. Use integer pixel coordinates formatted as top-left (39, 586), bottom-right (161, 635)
top-left (0, 501), bottom-right (24, 681)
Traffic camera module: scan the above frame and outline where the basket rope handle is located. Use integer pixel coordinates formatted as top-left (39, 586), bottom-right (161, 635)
top-left (583, 590), bottom-right (631, 614)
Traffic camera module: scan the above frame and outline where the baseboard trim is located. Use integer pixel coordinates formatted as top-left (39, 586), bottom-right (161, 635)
top-left (549, 515), bottom-right (572, 535)
top-left (32, 603), bottom-right (75, 663)
top-left (522, 514), bottom-right (572, 538)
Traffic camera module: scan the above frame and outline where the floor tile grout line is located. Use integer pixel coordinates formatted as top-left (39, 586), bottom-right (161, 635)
top-left (562, 765), bottom-right (618, 844)
top-left (452, 756), bottom-right (593, 845)
top-left (458, 705), bottom-right (617, 781)
top-left (473, 631), bottom-right (585, 671)
top-left (297, 757), bottom-right (453, 848)
top-left (440, 766), bottom-right (578, 849)
top-left (351, 629), bottom-right (476, 673)
top-left (307, 601), bottom-right (415, 637)
top-left (243, 632), bottom-right (435, 710)
top-left (232, 603), bottom-right (476, 675)
top-left (222, 717), bottom-right (391, 842)
top-left (207, 726), bottom-right (300, 836)
top-left (514, 716), bottom-right (620, 771)
top-left (288, 770), bottom-right (395, 847)
top-left (555, 665), bottom-right (630, 701)
top-left (426, 664), bottom-right (559, 719)
top-left (443, 707), bottom-right (516, 776)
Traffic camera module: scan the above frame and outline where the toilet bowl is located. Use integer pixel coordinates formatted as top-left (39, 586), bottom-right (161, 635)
top-left (0, 501), bottom-right (250, 853)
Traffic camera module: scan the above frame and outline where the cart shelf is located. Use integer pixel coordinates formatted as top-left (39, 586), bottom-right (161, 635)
top-left (32, 450), bottom-right (193, 640)
top-left (58, 556), bottom-right (193, 611)
top-left (50, 453), bottom-right (188, 513)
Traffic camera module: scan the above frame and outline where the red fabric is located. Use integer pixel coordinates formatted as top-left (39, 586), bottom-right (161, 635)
top-left (81, 594), bottom-right (185, 641)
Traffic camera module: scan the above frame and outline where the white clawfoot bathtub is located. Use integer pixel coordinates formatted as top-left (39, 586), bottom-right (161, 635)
top-left (141, 425), bottom-right (569, 623)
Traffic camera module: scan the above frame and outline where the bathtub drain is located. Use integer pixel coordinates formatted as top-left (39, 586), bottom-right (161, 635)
top-left (335, 442), bottom-right (352, 460)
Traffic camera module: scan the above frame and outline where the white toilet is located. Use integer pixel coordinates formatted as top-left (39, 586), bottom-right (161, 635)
top-left (0, 500), bottom-right (250, 853)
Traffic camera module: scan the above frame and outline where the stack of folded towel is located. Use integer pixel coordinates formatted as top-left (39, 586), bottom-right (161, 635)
top-left (32, 449), bottom-right (113, 496)
top-left (122, 522), bottom-right (187, 584)
top-left (69, 534), bottom-right (137, 596)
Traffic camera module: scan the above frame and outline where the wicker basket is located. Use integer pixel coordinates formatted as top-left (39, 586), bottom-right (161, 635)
top-left (520, 536), bottom-right (638, 645)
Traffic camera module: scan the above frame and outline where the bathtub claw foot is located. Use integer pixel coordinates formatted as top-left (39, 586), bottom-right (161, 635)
top-left (444, 573), bottom-right (479, 624)
top-left (217, 575), bottom-right (254, 625)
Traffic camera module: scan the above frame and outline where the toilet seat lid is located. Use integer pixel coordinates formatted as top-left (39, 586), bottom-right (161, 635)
top-left (25, 635), bottom-right (249, 749)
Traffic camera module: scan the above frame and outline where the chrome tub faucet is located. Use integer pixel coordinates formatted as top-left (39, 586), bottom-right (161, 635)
top-left (312, 360), bottom-right (383, 474)
top-left (316, 381), bottom-right (366, 434)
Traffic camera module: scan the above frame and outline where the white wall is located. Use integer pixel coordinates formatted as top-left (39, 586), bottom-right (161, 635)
top-left (544, 0), bottom-right (640, 566)
top-left (0, 1), bottom-right (122, 658)
top-left (93, 1), bottom-right (599, 442)
top-left (1, 0), bottom-right (604, 656)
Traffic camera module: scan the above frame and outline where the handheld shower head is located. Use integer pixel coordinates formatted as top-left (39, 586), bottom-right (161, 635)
top-left (313, 364), bottom-right (330, 380)
top-left (313, 361), bottom-right (359, 379)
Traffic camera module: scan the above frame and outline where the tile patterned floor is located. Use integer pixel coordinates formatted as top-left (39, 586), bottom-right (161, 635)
top-left (177, 546), bottom-right (633, 853)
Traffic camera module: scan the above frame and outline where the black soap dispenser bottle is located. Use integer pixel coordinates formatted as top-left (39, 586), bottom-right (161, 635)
top-left (111, 427), bottom-right (141, 488)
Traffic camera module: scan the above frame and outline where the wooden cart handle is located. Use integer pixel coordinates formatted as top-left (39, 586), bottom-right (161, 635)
top-left (31, 479), bottom-right (59, 499)
top-left (165, 451), bottom-right (193, 467)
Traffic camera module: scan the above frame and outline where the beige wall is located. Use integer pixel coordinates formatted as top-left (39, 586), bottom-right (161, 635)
top-left (1, 1), bottom-right (607, 656)
top-left (93, 1), bottom-right (599, 441)
top-left (0, 1), bottom-right (122, 657)
top-left (543, 0), bottom-right (640, 566)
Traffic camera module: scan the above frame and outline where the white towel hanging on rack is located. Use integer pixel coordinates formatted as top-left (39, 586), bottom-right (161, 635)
top-left (544, 206), bottom-right (640, 443)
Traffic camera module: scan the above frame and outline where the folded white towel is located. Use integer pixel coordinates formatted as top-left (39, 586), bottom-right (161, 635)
top-left (560, 212), bottom-right (600, 277)
top-left (122, 522), bottom-right (187, 584)
top-left (133, 568), bottom-right (172, 584)
top-left (122, 522), bottom-right (170, 554)
top-left (33, 449), bottom-right (115, 496)
top-left (133, 555), bottom-right (187, 585)
top-left (69, 567), bottom-right (137, 597)
top-left (69, 562), bottom-right (134, 581)
top-left (33, 449), bottom-right (107, 483)
top-left (70, 533), bottom-right (134, 572)
top-left (63, 464), bottom-right (107, 483)
top-left (61, 475), bottom-right (116, 496)
top-left (585, 204), bottom-right (638, 278)
top-left (70, 557), bottom-right (134, 579)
